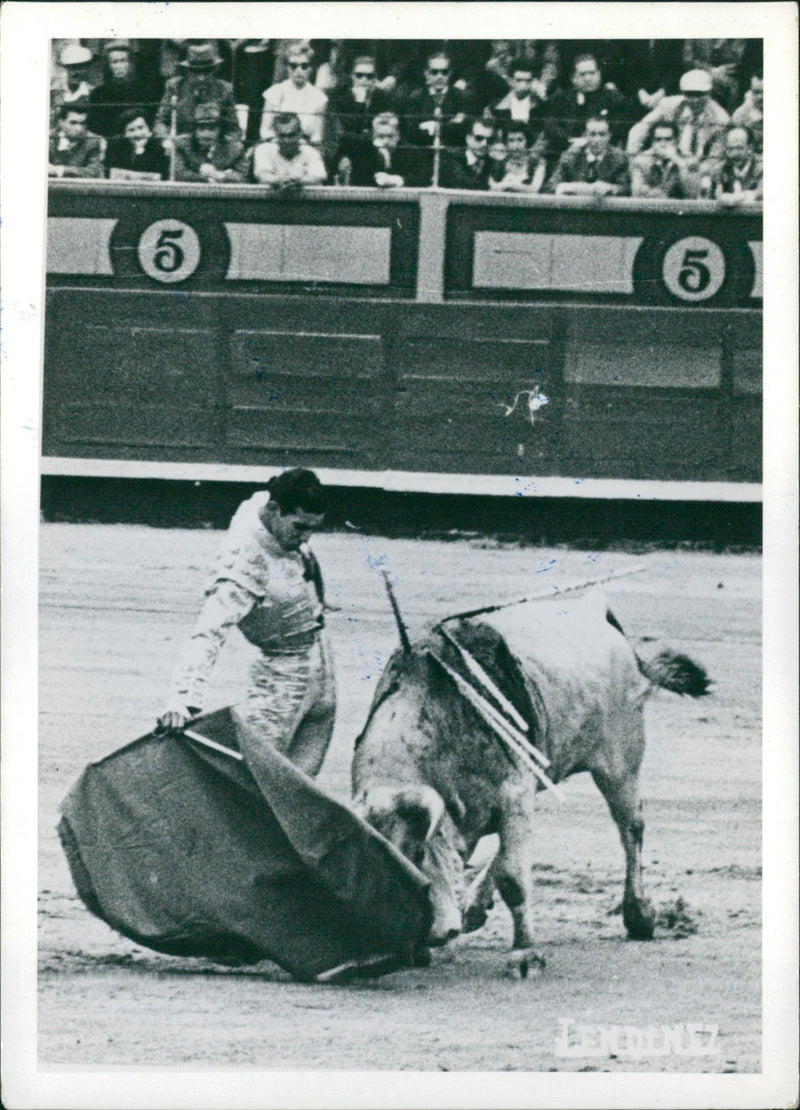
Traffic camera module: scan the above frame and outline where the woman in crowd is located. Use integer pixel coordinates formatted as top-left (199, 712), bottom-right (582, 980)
top-left (488, 121), bottom-right (549, 193)
top-left (104, 108), bottom-right (169, 179)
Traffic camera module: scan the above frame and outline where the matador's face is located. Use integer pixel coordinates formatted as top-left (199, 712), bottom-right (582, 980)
top-left (269, 507), bottom-right (325, 552)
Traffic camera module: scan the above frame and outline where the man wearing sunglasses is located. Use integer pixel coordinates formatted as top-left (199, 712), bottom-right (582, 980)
top-left (329, 55), bottom-right (395, 143)
top-left (399, 51), bottom-right (472, 148)
top-left (626, 68), bottom-right (729, 162)
top-left (260, 45), bottom-right (328, 146)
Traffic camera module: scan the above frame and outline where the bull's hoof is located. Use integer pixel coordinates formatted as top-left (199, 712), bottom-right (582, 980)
top-left (623, 897), bottom-right (656, 940)
top-left (504, 949), bottom-right (546, 980)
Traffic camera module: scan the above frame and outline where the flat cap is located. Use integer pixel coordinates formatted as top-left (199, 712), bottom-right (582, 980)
top-left (680, 69), bottom-right (712, 93)
top-left (60, 44), bottom-right (93, 67)
top-left (103, 39), bottom-right (134, 55)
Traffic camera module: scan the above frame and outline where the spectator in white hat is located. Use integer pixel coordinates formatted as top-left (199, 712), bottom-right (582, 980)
top-left (626, 68), bottom-right (729, 163)
top-left (50, 43), bottom-right (96, 124)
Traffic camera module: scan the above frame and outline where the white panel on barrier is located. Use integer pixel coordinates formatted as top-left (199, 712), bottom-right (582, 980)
top-left (47, 218), bottom-right (117, 275)
top-left (225, 223), bottom-right (391, 284)
top-left (473, 231), bottom-right (642, 294)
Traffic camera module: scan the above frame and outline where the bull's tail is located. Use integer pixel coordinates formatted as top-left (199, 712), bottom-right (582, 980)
top-left (636, 649), bottom-right (711, 698)
top-left (604, 604), bottom-right (710, 698)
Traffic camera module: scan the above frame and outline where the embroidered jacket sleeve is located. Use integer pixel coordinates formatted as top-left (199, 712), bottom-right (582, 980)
top-left (167, 579), bottom-right (258, 714)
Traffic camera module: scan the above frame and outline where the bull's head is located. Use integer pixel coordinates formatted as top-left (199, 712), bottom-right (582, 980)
top-left (353, 784), bottom-right (466, 946)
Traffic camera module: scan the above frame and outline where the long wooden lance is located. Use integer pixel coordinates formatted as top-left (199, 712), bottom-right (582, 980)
top-left (440, 564), bottom-right (647, 623)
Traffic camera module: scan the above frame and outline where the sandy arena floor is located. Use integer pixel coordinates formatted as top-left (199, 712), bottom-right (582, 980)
top-left (38, 524), bottom-right (761, 1072)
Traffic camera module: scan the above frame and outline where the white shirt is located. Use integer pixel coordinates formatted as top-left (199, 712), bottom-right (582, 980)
top-left (495, 92), bottom-right (535, 122)
top-left (252, 140), bottom-right (327, 185)
top-left (260, 80), bottom-right (328, 144)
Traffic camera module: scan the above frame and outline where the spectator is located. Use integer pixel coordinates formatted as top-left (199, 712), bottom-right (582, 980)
top-left (492, 58), bottom-right (543, 127)
top-left (488, 121), bottom-right (548, 193)
top-left (252, 112), bottom-right (327, 188)
top-left (439, 117), bottom-right (494, 190)
top-left (172, 102), bottom-right (248, 183)
top-left (314, 40), bottom-right (347, 95)
top-left (328, 55), bottom-right (394, 144)
top-left (105, 109), bottom-right (169, 180)
top-left (259, 44), bottom-right (328, 146)
top-left (630, 120), bottom-right (699, 199)
top-left (227, 40), bottom-right (276, 144)
top-left (616, 40), bottom-right (685, 112)
top-left (154, 41), bottom-right (242, 147)
top-left (331, 111), bottom-right (423, 187)
top-left (50, 44), bottom-right (96, 123)
top-left (681, 39), bottom-right (749, 114)
top-left (399, 51), bottom-right (472, 149)
top-left (710, 125), bottom-right (762, 206)
top-left (270, 39), bottom-right (314, 85)
top-left (545, 115), bottom-right (630, 196)
top-left (470, 40), bottom-right (517, 109)
top-left (627, 68), bottom-right (729, 162)
top-left (48, 102), bottom-right (105, 179)
top-left (543, 53), bottom-right (631, 154)
top-left (731, 73), bottom-right (763, 154)
top-left (87, 40), bottom-right (153, 138)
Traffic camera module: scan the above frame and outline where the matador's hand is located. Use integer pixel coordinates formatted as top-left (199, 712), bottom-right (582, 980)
top-left (156, 708), bottom-right (190, 733)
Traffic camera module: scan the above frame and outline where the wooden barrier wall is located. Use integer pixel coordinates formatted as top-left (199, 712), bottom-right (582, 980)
top-left (43, 184), bottom-right (762, 500)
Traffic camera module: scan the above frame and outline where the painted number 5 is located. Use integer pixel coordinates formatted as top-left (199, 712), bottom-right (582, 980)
top-left (138, 219), bottom-right (201, 283)
top-left (662, 237), bottom-right (725, 302)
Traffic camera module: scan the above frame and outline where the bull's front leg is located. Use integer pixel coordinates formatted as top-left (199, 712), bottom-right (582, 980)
top-left (496, 782), bottom-right (546, 978)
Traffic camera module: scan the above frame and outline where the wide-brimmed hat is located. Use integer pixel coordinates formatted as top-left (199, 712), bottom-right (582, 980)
top-left (180, 42), bottom-right (222, 71)
top-left (60, 44), bottom-right (92, 68)
top-left (680, 69), bottom-right (712, 94)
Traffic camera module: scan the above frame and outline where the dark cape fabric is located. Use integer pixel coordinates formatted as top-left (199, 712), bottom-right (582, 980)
top-left (58, 709), bottom-right (432, 982)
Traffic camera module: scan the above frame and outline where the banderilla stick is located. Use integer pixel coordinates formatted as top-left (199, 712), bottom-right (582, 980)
top-left (437, 624), bottom-right (531, 737)
top-left (440, 564), bottom-right (647, 623)
top-left (428, 651), bottom-right (565, 801)
top-left (381, 570), bottom-right (412, 653)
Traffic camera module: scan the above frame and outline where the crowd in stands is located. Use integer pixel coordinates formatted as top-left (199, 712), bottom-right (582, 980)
top-left (48, 38), bottom-right (763, 203)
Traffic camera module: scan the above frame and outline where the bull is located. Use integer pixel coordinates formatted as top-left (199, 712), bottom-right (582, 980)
top-left (351, 590), bottom-right (709, 977)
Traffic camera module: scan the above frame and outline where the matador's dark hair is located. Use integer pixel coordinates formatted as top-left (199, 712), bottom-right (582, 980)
top-left (266, 468), bottom-right (326, 515)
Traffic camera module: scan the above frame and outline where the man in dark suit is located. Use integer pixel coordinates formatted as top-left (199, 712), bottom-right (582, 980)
top-left (328, 54), bottom-right (395, 144)
top-left (331, 111), bottom-right (424, 187)
top-left (48, 102), bottom-right (105, 179)
top-left (439, 117), bottom-right (494, 190)
top-left (543, 52), bottom-right (632, 157)
top-left (544, 115), bottom-right (630, 196)
top-left (492, 58), bottom-right (543, 128)
top-left (399, 50), bottom-right (472, 150)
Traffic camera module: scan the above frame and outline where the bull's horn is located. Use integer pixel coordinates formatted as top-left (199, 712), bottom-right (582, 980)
top-left (396, 785), bottom-right (446, 842)
top-left (381, 570), bottom-right (412, 653)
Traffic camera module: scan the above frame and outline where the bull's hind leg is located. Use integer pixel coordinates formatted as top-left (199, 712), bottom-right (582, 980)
top-left (591, 768), bottom-right (655, 940)
top-left (496, 784), bottom-right (546, 978)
